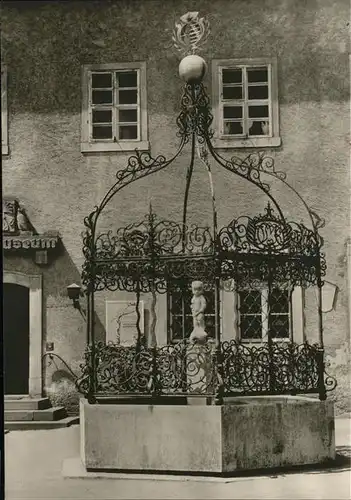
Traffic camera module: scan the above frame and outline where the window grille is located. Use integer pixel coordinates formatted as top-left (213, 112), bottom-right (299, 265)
top-left (238, 288), bottom-right (290, 341)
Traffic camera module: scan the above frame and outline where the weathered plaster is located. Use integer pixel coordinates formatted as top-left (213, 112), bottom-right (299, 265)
top-left (348, 240), bottom-right (351, 336)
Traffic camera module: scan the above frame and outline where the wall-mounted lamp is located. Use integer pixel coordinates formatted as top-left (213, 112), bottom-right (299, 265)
top-left (314, 280), bottom-right (338, 313)
top-left (67, 283), bottom-right (82, 309)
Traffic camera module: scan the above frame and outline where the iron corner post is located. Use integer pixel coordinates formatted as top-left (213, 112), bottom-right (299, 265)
top-left (214, 272), bottom-right (224, 405)
top-left (267, 258), bottom-right (276, 393)
top-left (317, 347), bottom-right (327, 401)
top-left (87, 269), bottom-right (97, 403)
top-left (316, 251), bottom-right (326, 400)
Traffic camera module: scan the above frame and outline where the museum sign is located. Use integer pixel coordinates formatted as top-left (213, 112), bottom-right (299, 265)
top-left (3, 198), bottom-right (61, 264)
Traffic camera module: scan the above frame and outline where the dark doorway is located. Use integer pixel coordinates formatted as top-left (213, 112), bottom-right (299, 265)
top-left (3, 283), bottom-right (30, 394)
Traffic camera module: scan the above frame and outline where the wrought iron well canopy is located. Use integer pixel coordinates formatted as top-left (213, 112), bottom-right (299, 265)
top-left (77, 12), bottom-right (336, 404)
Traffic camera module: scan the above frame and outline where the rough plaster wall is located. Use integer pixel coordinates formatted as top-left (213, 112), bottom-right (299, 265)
top-left (1, 0), bottom-right (350, 409)
top-left (326, 341), bottom-right (351, 414)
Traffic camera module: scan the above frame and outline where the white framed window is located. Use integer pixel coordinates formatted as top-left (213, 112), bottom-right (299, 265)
top-left (236, 287), bottom-right (304, 343)
top-left (165, 283), bottom-right (303, 344)
top-left (212, 58), bottom-right (281, 148)
top-left (2, 65), bottom-right (8, 156)
top-left (81, 62), bottom-right (149, 153)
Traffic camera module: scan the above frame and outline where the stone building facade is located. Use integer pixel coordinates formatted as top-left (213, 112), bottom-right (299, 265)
top-left (2, 0), bottom-right (350, 412)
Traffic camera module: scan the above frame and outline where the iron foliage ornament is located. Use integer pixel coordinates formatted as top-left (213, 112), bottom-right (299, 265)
top-left (172, 12), bottom-right (210, 55)
top-left (176, 83), bottom-right (214, 142)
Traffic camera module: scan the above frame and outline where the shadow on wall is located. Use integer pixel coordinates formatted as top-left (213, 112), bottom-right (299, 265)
top-left (144, 309), bottom-right (155, 347)
top-left (42, 244), bottom-right (106, 413)
top-left (325, 342), bottom-right (351, 416)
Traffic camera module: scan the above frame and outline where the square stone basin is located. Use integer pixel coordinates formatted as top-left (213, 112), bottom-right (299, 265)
top-left (80, 396), bottom-right (335, 474)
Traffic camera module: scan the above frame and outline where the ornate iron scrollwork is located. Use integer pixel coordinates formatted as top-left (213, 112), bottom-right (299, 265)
top-left (176, 83), bottom-right (214, 142)
top-left (77, 12), bottom-right (336, 404)
top-left (75, 340), bottom-right (337, 400)
top-left (82, 202), bottom-right (325, 293)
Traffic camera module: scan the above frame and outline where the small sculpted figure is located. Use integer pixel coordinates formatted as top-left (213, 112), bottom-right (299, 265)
top-left (189, 280), bottom-right (208, 344)
top-left (17, 207), bottom-right (34, 233)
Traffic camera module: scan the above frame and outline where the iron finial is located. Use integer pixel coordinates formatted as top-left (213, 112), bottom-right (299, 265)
top-left (265, 202), bottom-right (274, 218)
top-left (148, 200), bottom-right (156, 227)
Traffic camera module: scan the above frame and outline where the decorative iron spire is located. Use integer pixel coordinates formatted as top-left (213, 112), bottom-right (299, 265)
top-left (147, 199), bottom-right (156, 231)
top-left (148, 199), bottom-right (153, 217)
top-left (265, 202), bottom-right (274, 218)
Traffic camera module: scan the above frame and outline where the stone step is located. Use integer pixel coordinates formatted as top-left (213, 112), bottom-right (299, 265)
top-left (4, 394), bottom-right (28, 400)
top-left (4, 416), bottom-right (79, 431)
top-left (4, 397), bottom-right (52, 411)
top-left (5, 406), bottom-right (67, 422)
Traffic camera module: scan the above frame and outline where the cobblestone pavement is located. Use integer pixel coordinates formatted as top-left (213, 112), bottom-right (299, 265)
top-left (4, 417), bottom-right (351, 500)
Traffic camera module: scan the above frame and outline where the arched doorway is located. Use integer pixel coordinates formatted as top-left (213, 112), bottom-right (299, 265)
top-left (3, 283), bottom-right (30, 394)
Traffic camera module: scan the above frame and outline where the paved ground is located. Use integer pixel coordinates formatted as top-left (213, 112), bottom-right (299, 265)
top-left (4, 418), bottom-right (351, 500)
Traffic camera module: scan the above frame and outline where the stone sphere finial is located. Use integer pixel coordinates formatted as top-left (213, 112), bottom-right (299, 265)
top-left (179, 54), bottom-right (207, 83)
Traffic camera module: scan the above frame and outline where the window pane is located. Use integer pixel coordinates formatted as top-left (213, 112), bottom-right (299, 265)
top-left (223, 106), bottom-right (242, 119)
top-left (184, 316), bottom-right (193, 339)
top-left (119, 109), bottom-right (138, 123)
top-left (171, 316), bottom-right (183, 340)
top-left (117, 71), bottom-right (138, 88)
top-left (119, 90), bottom-right (138, 104)
top-left (92, 125), bottom-right (112, 139)
top-left (170, 289), bottom-right (185, 314)
top-left (92, 90), bottom-right (113, 105)
top-left (204, 291), bottom-right (215, 314)
top-left (247, 67), bottom-right (268, 83)
top-left (240, 315), bottom-right (262, 339)
top-left (205, 316), bottom-right (215, 338)
top-left (92, 109), bottom-right (112, 124)
top-left (248, 120), bottom-right (269, 136)
top-left (222, 69), bottom-right (242, 84)
top-left (223, 121), bottom-right (243, 135)
top-left (91, 73), bottom-right (112, 88)
top-left (119, 125), bottom-right (138, 140)
top-left (239, 290), bottom-right (262, 314)
top-left (223, 86), bottom-right (243, 100)
top-left (269, 289), bottom-right (289, 313)
top-left (248, 85), bottom-right (269, 100)
top-left (270, 315), bottom-right (290, 339)
top-left (248, 105), bottom-right (269, 118)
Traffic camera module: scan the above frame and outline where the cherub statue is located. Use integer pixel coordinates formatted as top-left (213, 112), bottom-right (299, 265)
top-left (189, 280), bottom-right (208, 344)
